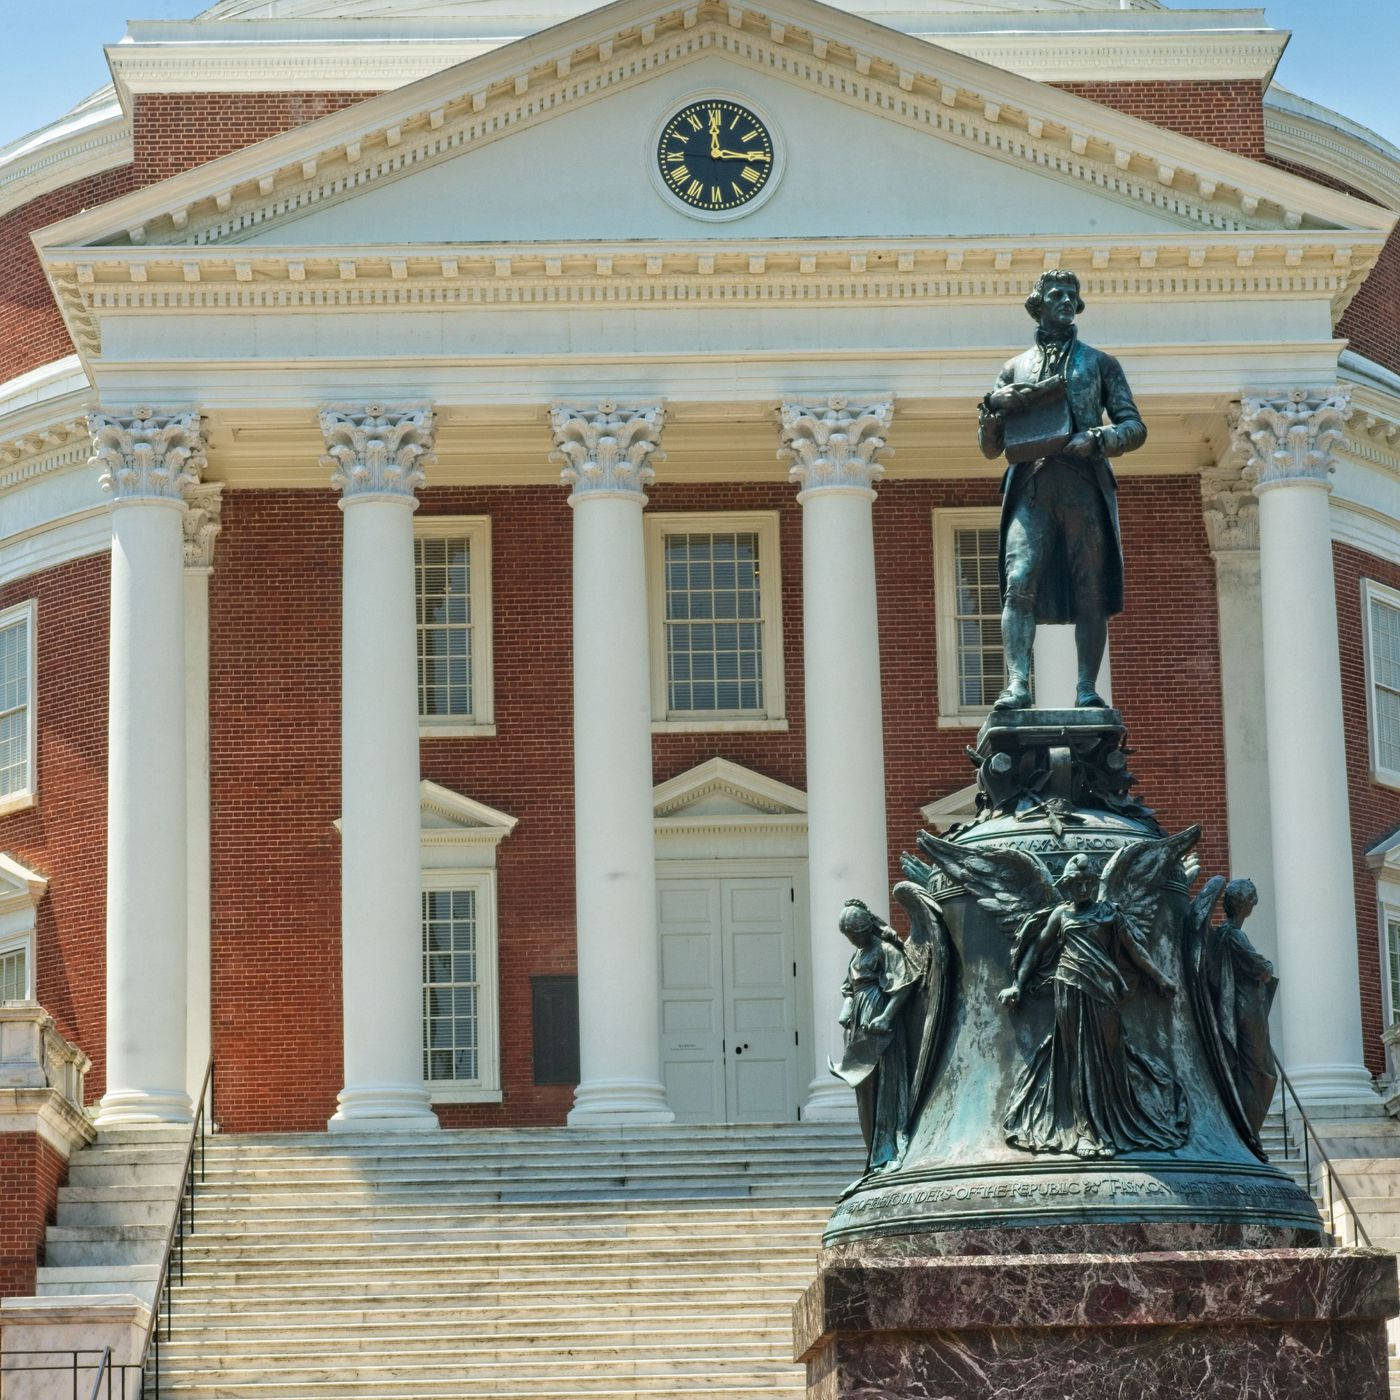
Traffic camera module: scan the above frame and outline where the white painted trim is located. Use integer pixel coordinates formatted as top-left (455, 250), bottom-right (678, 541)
top-left (0, 95), bottom-right (130, 223)
top-left (653, 756), bottom-right (805, 818)
top-left (919, 781), bottom-right (979, 833)
top-left (1377, 888), bottom-right (1400, 1044)
top-left (644, 509), bottom-right (786, 727)
top-left (1361, 577), bottom-right (1400, 792)
top-left (1333, 499), bottom-right (1400, 563)
top-left (932, 505), bottom-right (1001, 727)
top-left (0, 509), bottom-right (110, 590)
top-left (0, 853), bottom-right (46, 1003)
top-left (0, 600), bottom-right (38, 816)
top-left (413, 515), bottom-right (494, 732)
top-left (422, 866), bottom-right (501, 1101)
top-left (0, 931), bottom-right (35, 1002)
top-left (1265, 87), bottom-right (1400, 214)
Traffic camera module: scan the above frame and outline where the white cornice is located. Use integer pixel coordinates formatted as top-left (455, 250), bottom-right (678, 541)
top-left (38, 232), bottom-right (1383, 364)
top-left (0, 358), bottom-right (95, 499)
top-left (1265, 87), bottom-right (1400, 213)
top-left (33, 0), bottom-right (1392, 264)
top-left (653, 756), bottom-right (806, 818)
top-left (0, 94), bottom-right (130, 223)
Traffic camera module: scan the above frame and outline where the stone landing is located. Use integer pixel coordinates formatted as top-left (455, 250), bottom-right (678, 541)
top-left (794, 1248), bottom-right (1399, 1400)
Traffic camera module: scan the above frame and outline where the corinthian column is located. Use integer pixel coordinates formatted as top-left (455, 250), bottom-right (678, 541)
top-left (551, 402), bottom-right (673, 1126)
top-left (90, 407), bottom-right (206, 1125)
top-left (1235, 386), bottom-right (1372, 1105)
top-left (323, 404), bottom-right (439, 1131)
top-left (779, 396), bottom-right (893, 1120)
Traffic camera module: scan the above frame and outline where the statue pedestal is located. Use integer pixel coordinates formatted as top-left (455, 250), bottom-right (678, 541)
top-left (794, 1247), bottom-right (1398, 1400)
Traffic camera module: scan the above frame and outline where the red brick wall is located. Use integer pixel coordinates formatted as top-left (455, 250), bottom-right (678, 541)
top-left (0, 1134), bottom-right (67, 1298)
top-left (0, 554), bottom-right (109, 1099)
top-left (0, 91), bottom-right (376, 385)
top-left (1335, 543), bottom-right (1400, 1077)
top-left (1052, 80), bottom-right (1267, 160)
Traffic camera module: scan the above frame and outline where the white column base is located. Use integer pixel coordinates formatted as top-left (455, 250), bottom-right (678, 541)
top-left (94, 1089), bottom-right (193, 1127)
top-left (801, 1077), bottom-right (858, 1122)
top-left (327, 1084), bottom-right (439, 1133)
top-left (567, 1078), bottom-right (675, 1127)
top-left (1282, 1062), bottom-right (1378, 1108)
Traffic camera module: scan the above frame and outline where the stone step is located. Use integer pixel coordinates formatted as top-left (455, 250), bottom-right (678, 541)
top-left (155, 1382), bottom-right (796, 1400)
top-left (153, 1355), bottom-right (795, 1383)
top-left (164, 1317), bottom-right (798, 1343)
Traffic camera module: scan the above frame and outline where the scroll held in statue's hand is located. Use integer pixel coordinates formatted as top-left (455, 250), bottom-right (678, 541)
top-left (1001, 375), bottom-right (1073, 462)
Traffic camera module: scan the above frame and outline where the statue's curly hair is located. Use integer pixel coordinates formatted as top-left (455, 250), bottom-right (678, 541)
top-left (1025, 268), bottom-right (1085, 319)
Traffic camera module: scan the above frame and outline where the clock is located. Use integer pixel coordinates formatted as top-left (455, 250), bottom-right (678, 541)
top-left (652, 96), bottom-right (780, 218)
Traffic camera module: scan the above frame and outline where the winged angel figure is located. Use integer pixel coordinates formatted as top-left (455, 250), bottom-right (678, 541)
top-left (908, 828), bottom-right (1198, 1159)
top-left (829, 884), bottom-right (956, 1175)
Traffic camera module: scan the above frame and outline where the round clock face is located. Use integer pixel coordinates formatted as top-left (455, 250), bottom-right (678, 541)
top-left (655, 98), bottom-right (777, 215)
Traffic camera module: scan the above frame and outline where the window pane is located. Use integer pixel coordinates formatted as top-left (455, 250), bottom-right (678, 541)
top-left (1390, 917), bottom-right (1400, 1028)
top-left (664, 531), bottom-right (764, 714)
top-left (0, 613), bottom-right (30, 800)
top-left (422, 889), bottom-right (480, 1083)
top-left (416, 536), bottom-right (474, 718)
top-left (0, 946), bottom-right (25, 1002)
top-left (1373, 596), bottom-right (1400, 776)
top-left (951, 528), bottom-right (1006, 710)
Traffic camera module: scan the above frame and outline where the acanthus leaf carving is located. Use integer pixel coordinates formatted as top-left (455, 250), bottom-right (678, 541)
top-left (183, 482), bottom-right (224, 571)
top-left (321, 402), bottom-right (435, 501)
top-left (1233, 385), bottom-right (1351, 493)
top-left (778, 396), bottom-right (893, 497)
top-left (550, 400), bottom-right (665, 500)
top-left (88, 406), bottom-right (207, 504)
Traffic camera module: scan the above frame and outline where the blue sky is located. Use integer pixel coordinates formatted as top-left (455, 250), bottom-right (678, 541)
top-left (0, 0), bottom-right (1396, 154)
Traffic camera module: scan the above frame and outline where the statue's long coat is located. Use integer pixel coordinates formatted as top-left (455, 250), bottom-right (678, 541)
top-left (979, 337), bottom-right (1146, 623)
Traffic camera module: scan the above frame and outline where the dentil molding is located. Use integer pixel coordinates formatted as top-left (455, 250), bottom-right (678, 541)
top-left (1234, 386), bottom-right (1352, 494)
top-left (778, 395), bottom-right (893, 498)
top-left (550, 401), bottom-right (665, 501)
top-left (88, 407), bottom-right (207, 504)
top-left (320, 402), bottom-right (435, 500)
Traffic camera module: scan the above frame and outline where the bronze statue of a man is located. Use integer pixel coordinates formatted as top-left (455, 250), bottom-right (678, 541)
top-left (977, 270), bottom-right (1146, 709)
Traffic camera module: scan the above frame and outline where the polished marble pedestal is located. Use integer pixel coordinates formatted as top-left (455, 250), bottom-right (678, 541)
top-left (794, 1247), bottom-right (1398, 1399)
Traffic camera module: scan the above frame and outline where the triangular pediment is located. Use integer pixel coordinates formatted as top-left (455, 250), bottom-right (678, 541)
top-left (34, 0), bottom-right (1391, 258)
top-left (654, 758), bottom-right (806, 820)
top-left (419, 780), bottom-right (519, 839)
top-left (0, 854), bottom-right (46, 918)
top-left (920, 782), bottom-right (978, 833)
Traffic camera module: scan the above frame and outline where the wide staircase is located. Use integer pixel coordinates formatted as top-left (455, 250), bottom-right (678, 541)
top-left (42, 1123), bottom-right (864, 1399)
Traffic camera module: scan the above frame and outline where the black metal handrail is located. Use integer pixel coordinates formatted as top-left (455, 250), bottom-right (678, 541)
top-left (138, 1059), bottom-right (215, 1398)
top-left (0, 1349), bottom-right (139, 1400)
top-left (1276, 1066), bottom-right (1372, 1248)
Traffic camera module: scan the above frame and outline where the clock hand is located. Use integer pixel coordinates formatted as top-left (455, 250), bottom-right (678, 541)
top-left (713, 148), bottom-right (772, 162)
top-left (708, 110), bottom-right (722, 159)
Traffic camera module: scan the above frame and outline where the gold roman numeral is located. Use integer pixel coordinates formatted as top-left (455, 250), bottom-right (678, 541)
top-left (741, 166), bottom-right (760, 183)
top-left (732, 181), bottom-right (744, 199)
top-left (742, 130), bottom-right (758, 142)
top-left (670, 164), bottom-right (690, 184)
top-left (666, 152), bottom-right (684, 163)
top-left (686, 178), bottom-right (703, 198)
top-left (686, 112), bottom-right (702, 131)
top-left (710, 186), bottom-right (722, 204)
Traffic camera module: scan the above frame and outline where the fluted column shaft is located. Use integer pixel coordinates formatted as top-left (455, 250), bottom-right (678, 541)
top-left (1237, 386), bottom-right (1372, 1105)
top-left (324, 404), bottom-right (439, 1131)
top-left (780, 397), bottom-right (893, 1121)
top-left (552, 403), bottom-right (674, 1126)
top-left (90, 408), bottom-right (205, 1126)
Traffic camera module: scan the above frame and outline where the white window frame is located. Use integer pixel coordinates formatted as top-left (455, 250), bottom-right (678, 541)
top-left (0, 599), bottom-right (37, 817)
top-left (933, 508), bottom-right (1005, 728)
top-left (1362, 577), bottom-right (1400, 791)
top-left (422, 867), bottom-right (501, 1103)
top-left (414, 517), bottom-right (495, 739)
top-left (644, 511), bottom-right (787, 732)
top-left (0, 930), bottom-right (33, 1002)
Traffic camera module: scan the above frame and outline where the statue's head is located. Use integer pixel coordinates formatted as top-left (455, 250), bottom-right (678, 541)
top-left (839, 898), bottom-right (878, 946)
top-left (1025, 268), bottom-right (1085, 330)
top-left (1060, 853), bottom-right (1097, 901)
top-left (1222, 877), bottom-right (1258, 921)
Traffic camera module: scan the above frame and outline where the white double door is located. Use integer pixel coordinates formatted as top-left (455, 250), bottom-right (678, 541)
top-left (657, 875), bottom-right (801, 1124)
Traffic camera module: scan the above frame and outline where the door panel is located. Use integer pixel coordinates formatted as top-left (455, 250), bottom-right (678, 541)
top-left (658, 874), bottom-right (800, 1124)
top-left (657, 880), bottom-right (725, 1123)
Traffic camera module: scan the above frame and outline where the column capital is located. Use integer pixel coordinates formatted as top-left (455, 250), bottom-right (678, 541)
top-left (550, 401), bottom-right (665, 503)
top-left (778, 396), bottom-right (893, 499)
top-left (89, 406), bottom-right (206, 505)
top-left (1200, 447), bottom-right (1258, 559)
top-left (321, 402), bottom-right (434, 502)
top-left (1234, 386), bottom-right (1350, 495)
top-left (183, 483), bottom-right (224, 573)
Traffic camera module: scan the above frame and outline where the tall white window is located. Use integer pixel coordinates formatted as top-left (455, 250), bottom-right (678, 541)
top-left (0, 940), bottom-right (28, 1002)
top-left (933, 510), bottom-right (1007, 725)
top-left (645, 512), bottom-right (785, 729)
top-left (0, 600), bottom-right (36, 814)
top-left (421, 870), bottom-right (499, 1099)
top-left (1364, 579), bottom-right (1400, 788)
top-left (1386, 909), bottom-right (1400, 1030)
top-left (414, 518), bottom-right (494, 737)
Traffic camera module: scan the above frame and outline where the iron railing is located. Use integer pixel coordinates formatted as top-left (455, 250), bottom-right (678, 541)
top-left (1276, 1065), bottom-right (1371, 1247)
top-left (139, 1058), bottom-right (215, 1398)
top-left (0, 1348), bottom-right (140, 1399)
